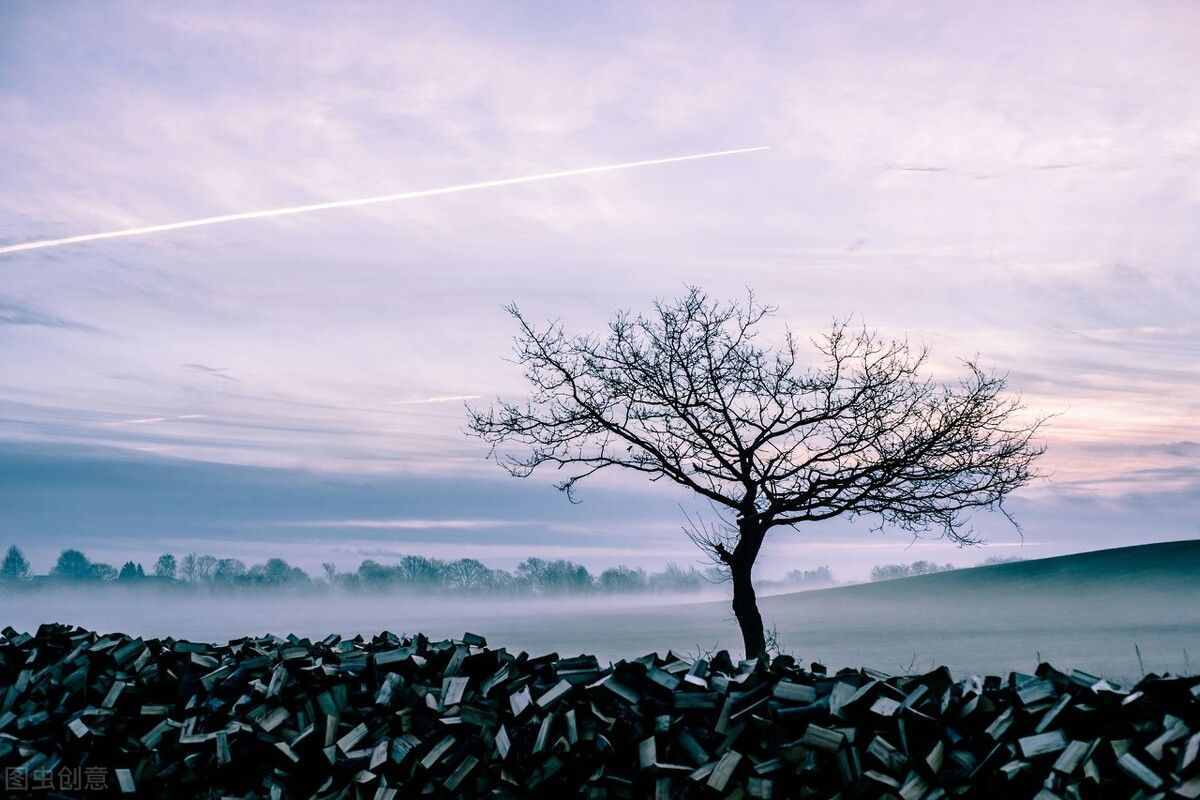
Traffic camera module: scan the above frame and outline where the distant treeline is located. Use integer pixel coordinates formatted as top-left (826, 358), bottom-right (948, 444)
top-left (0, 545), bottom-right (835, 595)
top-left (869, 560), bottom-right (957, 581)
top-left (869, 555), bottom-right (1023, 582)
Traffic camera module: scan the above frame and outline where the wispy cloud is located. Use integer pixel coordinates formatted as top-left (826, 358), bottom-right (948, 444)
top-left (279, 518), bottom-right (525, 530)
top-left (0, 297), bottom-right (99, 332)
top-left (102, 414), bottom-right (208, 426)
top-left (183, 363), bottom-right (239, 381)
top-left (887, 164), bottom-right (951, 173)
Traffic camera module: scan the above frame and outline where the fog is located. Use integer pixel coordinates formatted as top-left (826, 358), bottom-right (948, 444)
top-left (5, 571), bottom-right (1197, 685)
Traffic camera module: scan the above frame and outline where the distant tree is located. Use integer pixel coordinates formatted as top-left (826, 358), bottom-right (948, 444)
top-left (514, 558), bottom-right (545, 590)
top-left (982, 555), bottom-right (1023, 566)
top-left (488, 568), bottom-right (519, 594)
top-left (179, 553), bottom-right (198, 582)
top-left (118, 561), bottom-right (143, 581)
top-left (251, 558), bottom-right (308, 585)
top-left (357, 560), bottom-right (395, 588)
top-left (468, 289), bottom-right (1045, 658)
top-left (395, 555), bottom-right (446, 587)
top-left (1, 545), bottom-right (31, 580)
top-left (444, 558), bottom-right (493, 591)
top-left (213, 558), bottom-right (247, 582)
top-left (193, 555), bottom-right (218, 581)
top-left (782, 566), bottom-right (834, 586)
top-left (154, 553), bottom-right (177, 579)
top-left (870, 560), bottom-right (956, 582)
top-left (517, 558), bottom-right (593, 593)
top-left (53, 549), bottom-right (94, 580)
top-left (910, 560), bottom-right (955, 576)
top-left (91, 563), bottom-right (118, 582)
top-left (276, 559), bottom-right (308, 583)
top-left (647, 563), bottom-right (706, 593)
top-left (599, 565), bottom-right (647, 593)
top-left (322, 562), bottom-right (338, 584)
top-left (871, 563), bottom-right (909, 582)
top-left (261, 558), bottom-right (288, 583)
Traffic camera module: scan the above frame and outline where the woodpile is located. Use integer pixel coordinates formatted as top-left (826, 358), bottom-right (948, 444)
top-left (2, 623), bottom-right (1198, 798)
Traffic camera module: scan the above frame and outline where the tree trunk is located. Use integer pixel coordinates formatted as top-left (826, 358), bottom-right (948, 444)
top-left (730, 522), bottom-right (767, 662)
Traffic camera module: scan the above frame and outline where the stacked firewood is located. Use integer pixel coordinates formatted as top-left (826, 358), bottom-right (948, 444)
top-left (1, 623), bottom-right (1198, 798)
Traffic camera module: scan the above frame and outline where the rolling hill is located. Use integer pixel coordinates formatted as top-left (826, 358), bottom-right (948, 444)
top-left (773, 538), bottom-right (1200, 603)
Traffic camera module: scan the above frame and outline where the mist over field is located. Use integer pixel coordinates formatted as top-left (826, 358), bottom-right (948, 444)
top-left (7, 542), bottom-right (1197, 684)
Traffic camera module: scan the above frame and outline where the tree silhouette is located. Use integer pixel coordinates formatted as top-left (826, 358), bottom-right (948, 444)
top-left (193, 555), bottom-right (217, 581)
top-left (154, 553), bottom-right (177, 579)
top-left (53, 549), bottom-right (94, 581)
top-left (468, 289), bottom-right (1045, 659)
top-left (91, 563), bottom-right (118, 582)
top-left (1, 545), bottom-right (30, 580)
top-left (444, 558), bottom-right (493, 591)
top-left (180, 553), bottom-right (198, 582)
top-left (214, 558), bottom-right (248, 582)
top-left (118, 561), bottom-right (147, 580)
top-left (599, 565), bottom-right (647, 593)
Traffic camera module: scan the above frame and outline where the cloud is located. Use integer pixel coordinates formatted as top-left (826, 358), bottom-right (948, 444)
top-left (102, 414), bottom-right (208, 426)
top-left (183, 363), bottom-right (238, 382)
top-left (0, 2), bottom-right (1196, 507)
top-left (0, 297), bottom-right (99, 332)
top-left (280, 518), bottom-right (525, 530)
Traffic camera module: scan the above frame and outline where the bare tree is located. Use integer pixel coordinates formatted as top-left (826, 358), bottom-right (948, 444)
top-left (193, 554), bottom-right (218, 582)
top-left (467, 288), bottom-right (1045, 660)
top-left (444, 558), bottom-right (493, 592)
top-left (154, 553), bottom-right (177, 580)
top-left (180, 553), bottom-right (198, 583)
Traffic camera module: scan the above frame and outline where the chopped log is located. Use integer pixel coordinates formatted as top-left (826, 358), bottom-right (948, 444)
top-left (707, 750), bottom-right (743, 792)
top-left (442, 675), bottom-right (470, 708)
top-left (536, 678), bottom-right (572, 709)
top-left (509, 685), bottom-right (533, 717)
top-left (419, 734), bottom-right (456, 771)
top-left (773, 680), bottom-right (817, 704)
top-left (1117, 752), bottom-right (1163, 789)
top-left (1020, 731), bottom-right (1069, 758)
top-left (1179, 731), bottom-right (1200, 773)
top-left (1052, 739), bottom-right (1095, 776)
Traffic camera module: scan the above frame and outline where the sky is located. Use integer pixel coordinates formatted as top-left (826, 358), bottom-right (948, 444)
top-left (1, 2), bottom-right (1197, 580)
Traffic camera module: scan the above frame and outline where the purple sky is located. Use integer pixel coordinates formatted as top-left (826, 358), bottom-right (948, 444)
top-left (1, 2), bottom-right (1197, 579)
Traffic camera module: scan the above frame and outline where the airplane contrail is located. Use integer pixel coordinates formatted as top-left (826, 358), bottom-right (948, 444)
top-left (0, 146), bottom-right (769, 257)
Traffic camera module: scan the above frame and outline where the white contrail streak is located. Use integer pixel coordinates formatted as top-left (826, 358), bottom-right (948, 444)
top-left (393, 394), bottom-right (482, 405)
top-left (0, 146), bottom-right (769, 256)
